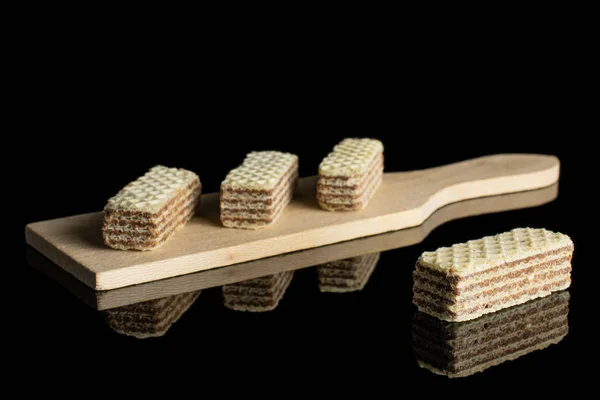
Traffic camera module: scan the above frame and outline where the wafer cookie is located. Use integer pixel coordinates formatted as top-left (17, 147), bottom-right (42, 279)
top-left (103, 165), bottom-right (201, 251)
top-left (317, 138), bottom-right (383, 211)
top-left (220, 151), bottom-right (298, 229)
top-left (412, 228), bottom-right (573, 322)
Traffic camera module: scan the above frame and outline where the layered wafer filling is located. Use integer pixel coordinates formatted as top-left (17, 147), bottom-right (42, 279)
top-left (318, 252), bottom-right (380, 292)
top-left (102, 165), bottom-right (201, 251)
top-left (412, 228), bottom-right (574, 322)
top-left (106, 291), bottom-right (201, 339)
top-left (220, 151), bottom-right (298, 229)
top-left (412, 291), bottom-right (569, 378)
top-left (222, 271), bottom-right (294, 312)
top-left (317, 138), bottom-right (384, 211)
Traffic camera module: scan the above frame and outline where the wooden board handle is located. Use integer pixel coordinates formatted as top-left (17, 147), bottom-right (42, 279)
top-left (383, 153), bottom-right (559, 223)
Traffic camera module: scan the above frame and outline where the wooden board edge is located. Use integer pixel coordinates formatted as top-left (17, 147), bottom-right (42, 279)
top-left (418, 161), bottom-right (560, 222)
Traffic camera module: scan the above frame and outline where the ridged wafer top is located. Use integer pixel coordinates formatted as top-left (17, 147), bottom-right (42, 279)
top-left (418, 228), bottom-right (573, 276)
top-left (105, 165), bottom-right (200, 213)
top-left (221, 151), bottom-right (298, 191)
top-left (319, 138), bottom-right (383, 177)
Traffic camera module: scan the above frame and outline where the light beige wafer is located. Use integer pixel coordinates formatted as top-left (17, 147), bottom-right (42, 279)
top-left (317, 138), bottom-right (383, 211)
top-left (412, 227), bottom-right (574, 322)
top-left (318, 252), bottom-right (380, 292)
top-left (222, 271), bottom-right (294, 312)
top-left (102, 165), bottom-right (201, 251)
top-left (106, 291), bottom-right (201, 339)
top-left (220, 151), bottom-right (298, 229)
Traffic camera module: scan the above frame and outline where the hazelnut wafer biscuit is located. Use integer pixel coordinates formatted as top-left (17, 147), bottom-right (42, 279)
top-left (412, 228), bottom-right (574, 322)
top-left (317, 138), bottom-right (383, 211)
top-left (220, 151), bottom-right (298, 229)
top-left (102, 166), bottom-right (201, 251)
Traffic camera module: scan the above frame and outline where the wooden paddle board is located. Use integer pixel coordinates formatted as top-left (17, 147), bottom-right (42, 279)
top-left (25, 154), bottom-right (559, 290)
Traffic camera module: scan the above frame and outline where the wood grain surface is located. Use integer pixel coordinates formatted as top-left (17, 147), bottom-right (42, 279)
top-left (25, 154), bottom-right (559, 290)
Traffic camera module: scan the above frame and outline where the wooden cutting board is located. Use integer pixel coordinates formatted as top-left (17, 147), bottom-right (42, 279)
top-left (27, 184), bottom-right (558, 310)
top-left (25, 154), bottom-right (559, 290)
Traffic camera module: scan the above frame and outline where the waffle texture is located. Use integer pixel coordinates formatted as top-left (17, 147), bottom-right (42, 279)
top-left (419, 228), bottom-right (573, 276)
top-left (106, 166), bottom-right (200, 213)
top-left (317, 138), bottom-right (383, 211)
top-left (220, 151), bottom-right (298, 229)
top-left (222, 151), bottom-right (298, 190)
top-left (413, 228), bottom-right (574, 322)
top-left (103, 165), bottom-right (201, 250)
top-left (319, 138), bottom-right (384, 177)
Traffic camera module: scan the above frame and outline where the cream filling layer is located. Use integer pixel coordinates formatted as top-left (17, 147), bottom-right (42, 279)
top-left (221, 187), bottom-right (293, 226)
top-left (416, 251), bottom-right (571, 288)
top-left (317, 158), bottom-right (382, 197)
top-left (220, 171), bottom-right (298, 210)
top-left (416, 281), bottom-right (571, 323)
top-left (318, 156), bottom-right (383, 190)
top-left (221, 185), bottom-right (294, 220)
top-left (104, 194), bottom-right (199, 237)
top-left (414, 257), bottom-right (571, 299)
top-left (415, 279), bottom-right (571, 321)
top-left (104, 198), bottom-right (198, 248)
top-left (318, 171), bottom-right (382, 205)
top-left (414, 262), bottom-right (571, 311)
top-left (104, 184), bottom-right (199, 228)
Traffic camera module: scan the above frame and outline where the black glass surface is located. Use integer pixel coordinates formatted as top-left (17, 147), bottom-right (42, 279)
top-left (10, 21), bottom-right (596, 390)
top-left (17, 180), bottom-right (592, 385)
top-left (13, 116), bottom-right (597, 392)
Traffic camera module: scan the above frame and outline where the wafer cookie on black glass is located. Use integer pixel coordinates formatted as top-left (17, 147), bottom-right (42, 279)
top-left (413, 228), bottom-right (573, 322)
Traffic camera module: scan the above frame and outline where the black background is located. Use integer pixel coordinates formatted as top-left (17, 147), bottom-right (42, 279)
top-left (11, 22), bottom-right (596, 389)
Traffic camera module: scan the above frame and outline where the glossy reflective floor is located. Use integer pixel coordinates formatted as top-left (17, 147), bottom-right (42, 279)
top-left (20, 184), bottom-right (590, 384)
